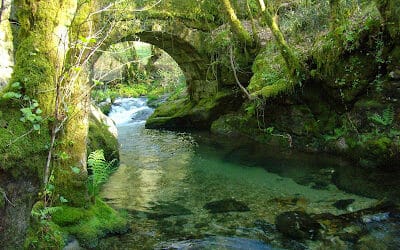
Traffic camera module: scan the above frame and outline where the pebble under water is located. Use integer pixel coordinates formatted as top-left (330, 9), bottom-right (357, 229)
top-left (99, 98), bottom-right (400, 250)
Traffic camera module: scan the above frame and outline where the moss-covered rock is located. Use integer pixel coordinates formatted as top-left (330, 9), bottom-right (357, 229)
top-left (146, 89), bottom-right (244, 130)
top-left (210, 113), bottom-right (243, 137)
top-left (25, 220), bottom-right (65, 249)
top-left (52, 199), bottom-right (128, 248)
top-left (24, 201), bottom-right (65, 249)
top-left (211, 112), bottom-right (293, 148)
top-left (248, 42), bottom-right (294, 99)
top-left (87, 105), bottom-right (119, 163)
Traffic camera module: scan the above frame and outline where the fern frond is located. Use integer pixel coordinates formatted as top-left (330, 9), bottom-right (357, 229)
top-left (88, 150), bottom-right (116, 198)
top-left (369, 106), bottom-right (394, 126)
top-left (383, 106), bottom-right (394, 125)
top-left (370, 113), bottom-right (386, 126)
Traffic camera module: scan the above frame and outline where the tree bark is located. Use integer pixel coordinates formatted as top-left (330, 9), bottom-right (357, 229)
top-left (374, 0), bottom-right (400, 43)
top-left (219, 0), bottom-right (254, 46)
top-left (258, 0), bottom-right (301, 82)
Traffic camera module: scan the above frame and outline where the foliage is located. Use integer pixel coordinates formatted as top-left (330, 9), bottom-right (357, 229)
top-left (92, 42), bottom-right (186, 107)
top-left (312, 2), bottom-right (381, 79)
top-left (369, 106), bottom-right (395, 127)
top-left (25, 201), bottom-right (65, 249)
top-left (1, 82), bottom-right (44, 131)
top-left (87, 150), bottom-right (117, 198)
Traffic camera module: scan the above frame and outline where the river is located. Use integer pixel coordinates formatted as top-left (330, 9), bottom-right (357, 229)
top-left (99, 97), bottom-right (400, 249)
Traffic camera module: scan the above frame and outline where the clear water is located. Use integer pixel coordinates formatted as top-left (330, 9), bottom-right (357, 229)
top-left (100, 98), bottom-right (400, 250)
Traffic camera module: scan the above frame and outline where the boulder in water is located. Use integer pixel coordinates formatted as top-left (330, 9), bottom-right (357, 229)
top-left (275, 211), bottom-right (321, 240)
top-left (333, 199), bottom-right (355, 210)
top-left (147, 202), bottom-right (192, 219)
top-left (204, 198), bottom-right (250, 213)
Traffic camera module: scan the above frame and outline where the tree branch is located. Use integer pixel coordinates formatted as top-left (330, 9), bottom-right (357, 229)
top-left (229, 46), bottom-right (253, 100)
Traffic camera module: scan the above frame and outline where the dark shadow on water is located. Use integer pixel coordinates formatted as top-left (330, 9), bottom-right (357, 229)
top-left (190, 131), bottom-right (400, 203)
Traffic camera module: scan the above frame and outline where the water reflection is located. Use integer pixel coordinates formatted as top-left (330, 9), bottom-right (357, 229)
top-left (102, 122), bottom-right (196, 211)
top-left (99, 98), bottom-right (400, 249)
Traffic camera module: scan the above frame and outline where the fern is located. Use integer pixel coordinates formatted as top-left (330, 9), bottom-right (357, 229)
top-left (31, 206), bottom-right (62, 220)
top-left (369, 106), bottom-right (394, 126)
top-left (87, 150), bottom-right (116, 198)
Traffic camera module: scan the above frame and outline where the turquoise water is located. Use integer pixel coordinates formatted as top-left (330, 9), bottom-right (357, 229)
top-left (100, 98), bottom-right (400, 249)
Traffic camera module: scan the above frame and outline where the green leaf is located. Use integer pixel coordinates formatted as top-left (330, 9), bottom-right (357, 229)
top-left (20, 107), bottom-right (32, 115)
top-left (59, 152), bottom-right (70, 161)
top-left (27, 114), bottom-right (36, 122)
top-left (3, 92), bottom-right (22, 99)
top-left (31, 102), bottom-right (39, 108)
top-left (33, 124), bottom-right (40, 131)
top-left (60, 196), bottom-right (68, 203)
top-left (46, 183), bottom-right (55, 192)
top-left (71, 166), bottom-right (81, 174)
top-left (11, 82), bottom-right (21, 89)
top-left (266, 127), bottom-right (274, 134)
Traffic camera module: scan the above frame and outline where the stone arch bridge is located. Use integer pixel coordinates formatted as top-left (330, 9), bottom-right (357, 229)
top-left (96, 18), bottom-right (218, 102)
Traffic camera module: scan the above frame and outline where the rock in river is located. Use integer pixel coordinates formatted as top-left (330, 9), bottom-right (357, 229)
top-left (275, 211), bottom-right (321, 240)
top-left (333, 199), bottom-right (355, 210)
top-left (204, 198), bottom-right (250, 213)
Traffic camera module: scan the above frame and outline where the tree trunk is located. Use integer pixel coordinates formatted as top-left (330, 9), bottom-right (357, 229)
top-left (329, 0), bottom-right (342, 29)
top-left (219, 0), bottom-right (254, 46)
top-left (374, 0), bottom-right (400, 43)
top-left (258, 0), bottom-right (301, 82)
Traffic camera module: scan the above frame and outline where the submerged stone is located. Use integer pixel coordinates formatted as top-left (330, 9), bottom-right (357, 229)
top-left (147, 202), bottom-right (192, 219)
top-left (333, 199), bottom-right (355, 210)
top-left (275, 211), bottom-right (321, 240)
top-left (156, 236), bottom-right (275, 250)
top-left (203, 198), bottom-right (250, 213)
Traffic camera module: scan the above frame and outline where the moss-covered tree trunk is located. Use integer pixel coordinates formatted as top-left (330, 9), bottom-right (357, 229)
top-left (374, 0), bottom-right (400, 43)
top-left (258, 0), bottom-right (302, 82)
top-left (0, 0), bottom-right (81, 247)
top-left (329, 0), bottom-right (343, 29)
top-left (219, 0), bottom-right (254, 46)
top-left (53, 0), bottom-right (100, 207)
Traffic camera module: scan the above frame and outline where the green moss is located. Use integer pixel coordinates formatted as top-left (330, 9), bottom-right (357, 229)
top-left (312, 3), bottom-right (381, 81)
top-left (10, 36), bottom-right (55, 114)
top-left (0, 101), bottom-right (50, 177)
top-left (25, 201), bottom-right (66, 249)
top-left (146, 90), bottom-right (240, 129)
top-left (53, 199), bottom-right (128, 248)
top-left (146, 98), bottom-right (194, 125)
top-left (366, 136), bottom-right (391, 156)
top-left (87, 119), bottom-right (119, 163)
top-left (354, 99), bottom-right (384, 110)
top-left (52, 206), bottom-right (87, 227)
top-left (25, 220), bottom-right (65, 250)
top-left (248, 43), bottom-right (294, 99)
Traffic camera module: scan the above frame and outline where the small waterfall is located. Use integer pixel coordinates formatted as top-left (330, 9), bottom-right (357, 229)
top-left (108, 97), bottom-right (154, 125)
